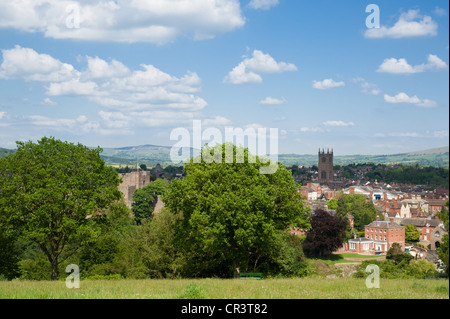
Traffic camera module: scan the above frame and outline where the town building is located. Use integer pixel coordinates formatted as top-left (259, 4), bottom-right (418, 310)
top-left (318, 149), bottom-right (334, 184)
top-left (344, 220), bottom-right (405, 254)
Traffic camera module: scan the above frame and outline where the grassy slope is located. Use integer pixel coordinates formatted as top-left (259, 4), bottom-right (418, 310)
top-left (0, 278), bottom-right (447, 299)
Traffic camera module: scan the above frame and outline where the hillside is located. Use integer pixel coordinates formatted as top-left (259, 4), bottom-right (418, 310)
top-left (1, 145), bottom-right (448, 168)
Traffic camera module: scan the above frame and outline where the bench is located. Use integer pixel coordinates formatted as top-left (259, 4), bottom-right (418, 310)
top-left (239, 273), bottom-right (262, 280)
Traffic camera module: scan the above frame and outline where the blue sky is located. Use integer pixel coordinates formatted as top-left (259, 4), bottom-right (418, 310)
top-left (0, 0), bottom-right (448, 156)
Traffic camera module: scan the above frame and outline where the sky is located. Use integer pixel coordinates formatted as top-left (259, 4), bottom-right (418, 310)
top-left (0, 0), bottom-right (448, 156)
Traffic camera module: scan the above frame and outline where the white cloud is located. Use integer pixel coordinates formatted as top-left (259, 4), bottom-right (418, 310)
top-left (312, 78), bottom-right (345, 90)
top-left (40, 98), bottom-right (57, 106)
top-left (377, 54), bottom-right (448, 74)
top-left (0, 111), bottom-right (5, 119)
top-left (248, 0), bottom-right (279, 10)
top-left (203, 116), bottom-right (233, 127)
top-left (433, 6), bottom-right (447, 17)
top-left (384, 92), bottom-right (437, 108)
top-left (98, 111), bottom-right (131, 128)
top-left (0, 0), bottom-right (245, 44)
top-left (259, 97), bottom-right (287, 105)
top-left (27, 114), bottom-right (99, 133)
top-left (352, 77), bottom-right (381, 95)
top-left (300, 127), bottom-right (324, 133)
top-left (0, 45), bottom-right (78, 82)
top-left (224, 50), bottom-right (297, 84)
top-left (47, 79), bottom-right (98, 96)
top-left (322, 121), bottom-right (355, 127)
top-left (83, 56), bottom-right (130, 80)
top-left (365, 9), bottom-right (438, 38)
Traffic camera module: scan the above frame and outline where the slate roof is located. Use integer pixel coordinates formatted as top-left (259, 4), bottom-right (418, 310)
top-left (400, 218), bottom-right (440, 228)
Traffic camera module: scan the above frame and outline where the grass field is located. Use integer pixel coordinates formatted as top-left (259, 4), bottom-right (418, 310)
top-left (0, 278), bottom-right (448, 299)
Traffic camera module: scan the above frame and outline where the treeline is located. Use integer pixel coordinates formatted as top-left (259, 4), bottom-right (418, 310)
top-left (365, 165), bottom-right (449, 187)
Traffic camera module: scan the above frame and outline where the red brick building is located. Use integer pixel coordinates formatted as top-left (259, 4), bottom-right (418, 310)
top-left (344, 220), bottom-right (405, 254)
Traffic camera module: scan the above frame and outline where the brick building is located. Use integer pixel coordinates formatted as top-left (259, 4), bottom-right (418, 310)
top-left (344, 220), bottom-right (405, 254)
top-left (400, 218), bottom-right (441, 242)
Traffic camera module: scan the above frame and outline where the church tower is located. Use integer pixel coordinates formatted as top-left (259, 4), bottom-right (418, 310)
top-left (318, 148), bottom-right (334, 184)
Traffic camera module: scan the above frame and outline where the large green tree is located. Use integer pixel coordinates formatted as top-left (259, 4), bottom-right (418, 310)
top-left (163, 143), bottom-right (309, 278)
top-left (0, 137), bottom-right (121, 280)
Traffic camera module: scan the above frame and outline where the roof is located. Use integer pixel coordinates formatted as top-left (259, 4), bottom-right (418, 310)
top-left (348, 237), bottom-right (373, 243)
top-left (400, 218), bottom-right (440, 228)
top-left (366, 220), bottom-right (403, 229)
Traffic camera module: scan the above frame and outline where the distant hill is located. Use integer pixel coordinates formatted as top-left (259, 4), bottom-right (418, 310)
top-left (100, 145), bottom-right (449, 168)
top-left (1, 145), bottom-right (448, 168)
top-left (405, 146), bottom-right (449, 156)
top-left (0, 147), bottom-right (14, 157)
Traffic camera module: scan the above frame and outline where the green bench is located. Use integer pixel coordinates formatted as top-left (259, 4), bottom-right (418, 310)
top-left (239, 273), bottom-right (262, 280)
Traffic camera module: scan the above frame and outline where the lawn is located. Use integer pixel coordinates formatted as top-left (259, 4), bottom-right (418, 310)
top-left (0, 278), bottom-right (448, 299)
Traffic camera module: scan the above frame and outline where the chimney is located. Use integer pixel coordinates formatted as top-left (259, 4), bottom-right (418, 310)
top-left (376, 215), bottom-right (380, 221)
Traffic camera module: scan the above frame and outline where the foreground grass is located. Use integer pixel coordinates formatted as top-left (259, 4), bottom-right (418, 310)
top-left (0, 278), bottom-right (448, 299)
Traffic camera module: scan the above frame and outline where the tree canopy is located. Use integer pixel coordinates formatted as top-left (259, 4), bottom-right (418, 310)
top-left (0, 137), bottom-right (121, 280)
top-left (132, 178), bottom-right (169, 224)
top-left (163, 143), bottom-right (310, 278)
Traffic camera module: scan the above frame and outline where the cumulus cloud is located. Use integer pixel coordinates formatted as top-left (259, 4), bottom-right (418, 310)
top-left (0, 45), bottom-right (78, 82)
top-left (312, 78), bottom-right (345, 90)
top-left (0, 45), bottom-right (210, 132)
top-left (377, 54), bottom-right (448, 74)
top-left (384, 92), bottom-right (437, 108)
top-left (0, 0), bottom-right (245, 44)
top-left (365, 9), bottom-right (438, 38)
top-left (224, 50), bottom-right (297, 84)
top-left (248, 0), bottom-right (279, 10)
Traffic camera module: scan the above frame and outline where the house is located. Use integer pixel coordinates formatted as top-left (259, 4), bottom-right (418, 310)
top-left (427, 199), bottom-right (447, 215)
top-left (400, 218), bottom-right (441, 242)
top-left (344, 220), bottom-right (405, 254)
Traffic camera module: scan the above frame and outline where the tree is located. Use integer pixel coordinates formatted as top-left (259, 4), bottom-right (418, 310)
top-left (302, 209), bottom-right (347, 257)
top-left (0, 137), bottom-right (121, 280)
top-left (438, 201), bottom-right (449, 273)
top-left (163, 143), bottom-right (309, 278)
top-left (386, 243), bottom-right (412, 264)
top-left (404, 224), bottom-right (420, 243)
top-left (132, 178), bottom-right (169, 224)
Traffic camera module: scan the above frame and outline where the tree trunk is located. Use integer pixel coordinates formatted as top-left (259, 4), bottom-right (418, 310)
top-left (51, 259), bottom-right (59, 281)
top-left (233, 259), bottom-right (240, 279)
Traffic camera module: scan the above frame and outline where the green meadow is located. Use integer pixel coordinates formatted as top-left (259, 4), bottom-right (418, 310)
top-left (0, 278), bottom-right (448, 299)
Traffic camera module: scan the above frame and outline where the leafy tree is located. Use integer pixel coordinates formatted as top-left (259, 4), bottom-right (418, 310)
top-left (0, 228), bottom-right (21, 280)
top-left (335, 196), bottom-right (347, 222)
top-left (302, 209), bottom-right (347, 257)
top-left (404, 224), bottom-right (420, 243)
top-left (132, 178), bottom-right (169, 224)
top-left (327, 198), bottom-right (338, 211)
top-left (0, 137), bottom-right (121, 280)
top-left (139, 207), bottom-right (185, 278)
top-left (438, 201), bottom-right (449, 273)
top-left (164, 143), bottom-right (309, 278)
top-left (386, 243), bottom-right (412, 264)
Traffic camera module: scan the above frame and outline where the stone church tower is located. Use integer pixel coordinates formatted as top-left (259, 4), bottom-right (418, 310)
top-left (318, 149), bottom-right (334, 184)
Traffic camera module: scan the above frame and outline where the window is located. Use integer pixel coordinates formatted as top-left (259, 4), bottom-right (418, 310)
top-left (426, 229), bottom-right (430, 233)
top-left (424, 235), bottom-right (427, 241)
top-left (350, 243), bottom-right (356, 250)
top-left (384, 236), bottom-right (386, 241)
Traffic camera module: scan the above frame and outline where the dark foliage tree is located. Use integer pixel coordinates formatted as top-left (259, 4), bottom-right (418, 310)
top-left (302, 209), bottom-right (347, 257)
